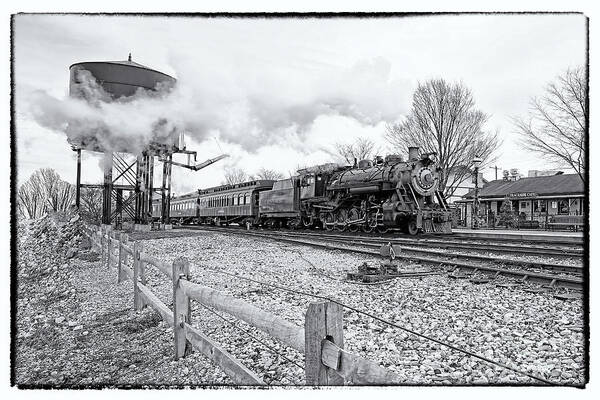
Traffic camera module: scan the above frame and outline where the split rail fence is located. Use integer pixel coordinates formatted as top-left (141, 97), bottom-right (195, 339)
top-left (83, 224), bottom-right (403, 386)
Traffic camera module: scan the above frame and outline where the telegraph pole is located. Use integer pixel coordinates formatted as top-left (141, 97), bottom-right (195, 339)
top-left (489, 165), bottom-right (501, 181)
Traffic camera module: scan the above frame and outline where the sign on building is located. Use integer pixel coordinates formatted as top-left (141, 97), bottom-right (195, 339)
top-left (509, 192), bottom-right (538, 198)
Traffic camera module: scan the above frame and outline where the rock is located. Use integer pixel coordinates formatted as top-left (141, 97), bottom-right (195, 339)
top-left (451, 371), bottom-right (463, 380)
top-left (55, 317), bottom-right (65, 324)
top-left (73, 325), bottom-right (83, 331)
top-left (68, 321), bottom-right (77, 327)
top-left (66, 248), bottom-right (77, 259)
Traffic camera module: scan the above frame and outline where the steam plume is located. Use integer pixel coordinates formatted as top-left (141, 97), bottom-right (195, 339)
top-left (23, 56), bottom-right (409, 155)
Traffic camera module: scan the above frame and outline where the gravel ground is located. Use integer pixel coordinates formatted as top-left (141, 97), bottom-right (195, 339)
top-left (15, 216), bottom-right (231, 387)
top-left (140, 229), bottom-right (586, 386)
top-left (15, 219), bottom-right (586, 387)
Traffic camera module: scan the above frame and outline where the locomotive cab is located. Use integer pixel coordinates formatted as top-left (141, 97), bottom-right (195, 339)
top-left (300, 173), bottom-right (326, 199)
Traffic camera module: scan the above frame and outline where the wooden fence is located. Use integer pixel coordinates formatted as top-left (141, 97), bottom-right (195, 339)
top-left (83, 224), bottom-right (402, 386)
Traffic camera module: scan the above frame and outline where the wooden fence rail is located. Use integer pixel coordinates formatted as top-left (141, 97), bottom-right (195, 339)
top-left (82, 224), bottom-right (402, 386)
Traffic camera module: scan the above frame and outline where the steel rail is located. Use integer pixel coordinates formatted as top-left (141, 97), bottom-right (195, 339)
top-left (179, 223), bottom-right (583, 255)
top-left (176, 226), bottom-right (583, 290)
top-left (276, 230), bottom-right (584, 257)
top-left (271, 233), bottom-right (583, 274)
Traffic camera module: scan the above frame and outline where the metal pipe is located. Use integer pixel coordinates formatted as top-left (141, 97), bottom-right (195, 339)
top-left (75, 148), bottom-right (81, 208)
top-left (164, 154), bottom-right (229, 171)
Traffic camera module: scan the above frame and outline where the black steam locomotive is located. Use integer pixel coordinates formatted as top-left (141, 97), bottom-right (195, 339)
top-left (153, 146), bottom-right (452, 235)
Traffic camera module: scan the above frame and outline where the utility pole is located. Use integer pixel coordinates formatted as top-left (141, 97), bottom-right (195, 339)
top-left (472, 157), bottom-right (482, 230)
top-left (489, 165), bottom-right (501, 181)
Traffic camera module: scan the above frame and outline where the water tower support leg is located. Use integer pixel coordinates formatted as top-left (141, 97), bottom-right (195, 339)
top-left (102, 152), bottom-right (113, 225)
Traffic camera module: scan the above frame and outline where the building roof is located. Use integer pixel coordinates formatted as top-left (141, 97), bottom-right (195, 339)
top-left (462, 173), bottom-right (584, 200)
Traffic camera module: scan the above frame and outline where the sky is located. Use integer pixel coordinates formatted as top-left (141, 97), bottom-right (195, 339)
top-left (13, 13), bottom-right (587, 196)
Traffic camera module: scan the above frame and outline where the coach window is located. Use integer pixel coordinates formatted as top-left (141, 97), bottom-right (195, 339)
top-left (243, 193), bottom-right (249, 205)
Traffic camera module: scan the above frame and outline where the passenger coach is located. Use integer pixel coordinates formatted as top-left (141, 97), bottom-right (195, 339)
top-left (198, 180), bottom-right (275, 226)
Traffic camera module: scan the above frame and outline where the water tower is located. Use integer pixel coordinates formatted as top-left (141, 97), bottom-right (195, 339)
top-left (69, 55), bottom-right (226, 230)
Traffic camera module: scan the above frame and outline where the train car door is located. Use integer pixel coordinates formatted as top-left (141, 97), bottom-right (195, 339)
top-left (314, 174), bottom-right (325, 197)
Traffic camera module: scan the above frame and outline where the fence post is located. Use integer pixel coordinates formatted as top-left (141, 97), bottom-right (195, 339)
top-left (139, 258), bottom-right (147, 286)
top-left (304, 301), bottom-right (345, 385)
top-left (117, 233), bottom-right (124, 283)
top-left (172, 258), bottom-right (192, 360)
top-left (107, 229), bottom-right (113, 269)
top-left (101, 226), bottom-right (106, 262)
top-left (133, 241), bottom-right (143, 311)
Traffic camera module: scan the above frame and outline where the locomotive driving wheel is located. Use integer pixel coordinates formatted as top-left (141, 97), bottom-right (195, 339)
top-left (324, 212), bottom-right (335, 231)
top-left (347, 208), bottom-right (361, 232)
top-left (376, 225), bottom-right (390, 234)
top-left (335, 209), bottom-right (348, 232)
top-left (361, 212), bottom-right (378, 233)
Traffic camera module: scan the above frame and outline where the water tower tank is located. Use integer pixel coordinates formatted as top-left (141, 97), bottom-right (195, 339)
top-left (68, 56), bottom-right (177, 152)
top-left (69, 55), bottom-right (176, 100)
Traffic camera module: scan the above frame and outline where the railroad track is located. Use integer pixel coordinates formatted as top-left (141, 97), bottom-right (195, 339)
top-left (174, 225), bottom-right (584, 291)
top-left (270, 230), bottom-right (583, 258)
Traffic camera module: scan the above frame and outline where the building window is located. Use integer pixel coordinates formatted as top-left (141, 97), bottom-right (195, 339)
top-left (537, 200), bottom-right (546, 213)
top-left (558, 199), bottom-right (569, 215)
top-left (520, 201), bottom-right (527, 209)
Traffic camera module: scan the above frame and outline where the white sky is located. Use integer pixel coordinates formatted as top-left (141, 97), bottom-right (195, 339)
top-left (13, 13), bottom-right (587, 195)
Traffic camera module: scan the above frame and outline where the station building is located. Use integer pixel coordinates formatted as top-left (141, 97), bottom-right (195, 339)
top-left (456, 173), bottom-right (585, 228)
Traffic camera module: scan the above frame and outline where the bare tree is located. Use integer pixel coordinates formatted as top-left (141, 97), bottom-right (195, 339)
top-left (79, 187), bottom-right (103, 224)
top-left (334, 137), bottom-right (379, 165)
top-left (222, 167), bottom-right (248, 185)
top-left (39, 169), bottom-right (75, 212)
top-left (513, 66), bottom-right (586, 182)
top-left (253, 167), bottom-right (285, 181)
top-left (17, 168), bottom-right (76, 219)
top-left (385, 79), bottom-right (500, 199)
top-left (17, 182), bottom-right (42, 219)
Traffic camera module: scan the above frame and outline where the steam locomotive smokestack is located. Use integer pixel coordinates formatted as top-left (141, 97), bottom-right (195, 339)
top-left (408, 146), bottom-right (420, 161)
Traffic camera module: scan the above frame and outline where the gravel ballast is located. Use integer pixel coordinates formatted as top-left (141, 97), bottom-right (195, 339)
top-left (15, 221), bottom-right (586, 387)
top-left (138, 229), bottom-right (586, 386)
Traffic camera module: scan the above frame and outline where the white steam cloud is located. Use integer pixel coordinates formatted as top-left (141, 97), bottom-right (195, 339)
top-left (23, 55), bottom-right (409, 155)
